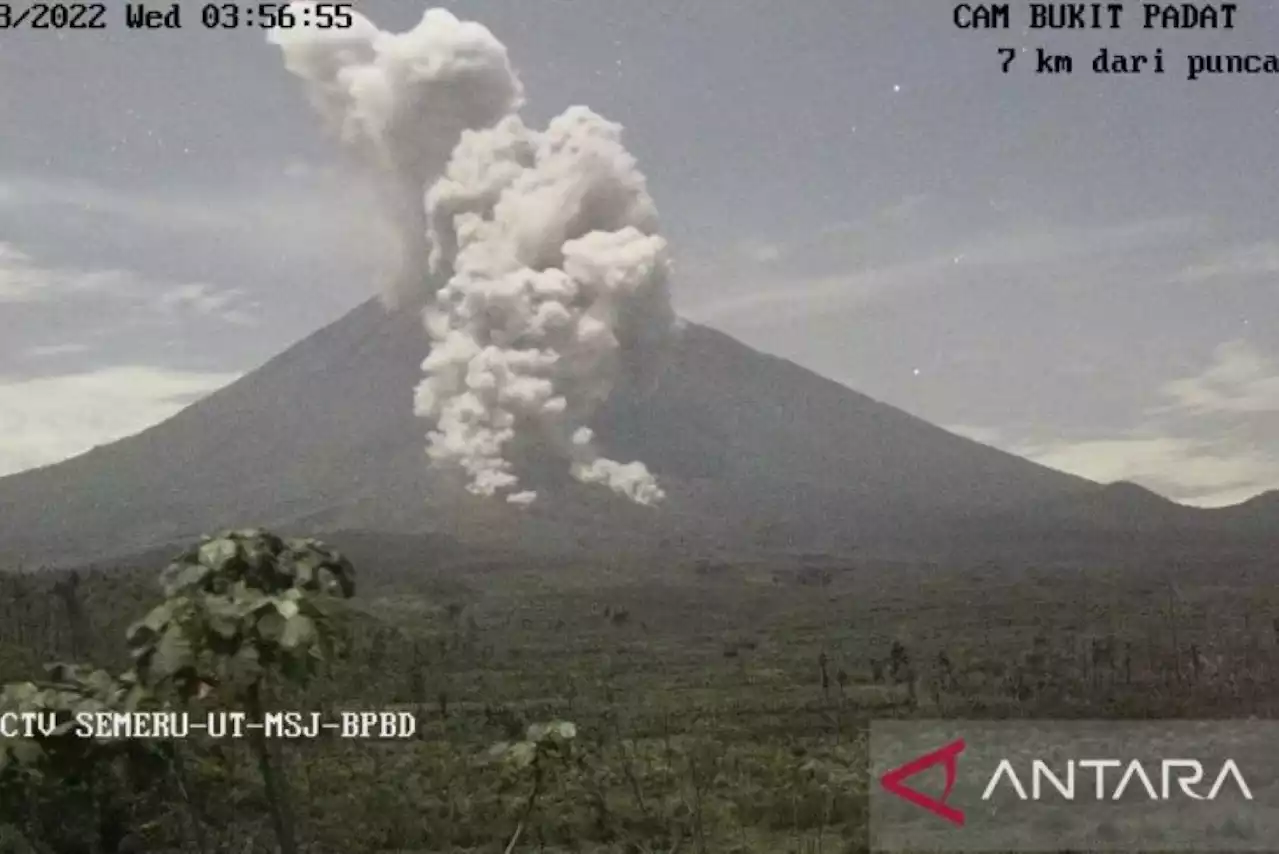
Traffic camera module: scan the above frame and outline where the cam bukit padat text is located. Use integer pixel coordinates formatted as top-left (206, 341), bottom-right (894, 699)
top-left (954, 3), bottom-right (1240, 30)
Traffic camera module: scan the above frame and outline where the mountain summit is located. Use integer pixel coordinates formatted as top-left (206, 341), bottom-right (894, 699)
top-left (0, 301), bottom-right (1268, 568)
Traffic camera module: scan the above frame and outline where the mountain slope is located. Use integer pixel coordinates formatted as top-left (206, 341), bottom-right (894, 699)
top-left (0, 299), bottom-right (1260, 567)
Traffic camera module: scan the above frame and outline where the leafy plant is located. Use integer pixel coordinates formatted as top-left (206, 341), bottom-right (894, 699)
top-left (125, 528), bottom-right (356, 854)
top-left (0, 664), bottom-right (171, 852)
top-left (488, 720), bottom-right (578, 852)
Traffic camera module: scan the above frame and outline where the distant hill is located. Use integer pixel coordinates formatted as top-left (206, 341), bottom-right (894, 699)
top-left (0, 299), bottom-right (1271, 568)
top-left (1206, 489), bottom-right (1279, 528)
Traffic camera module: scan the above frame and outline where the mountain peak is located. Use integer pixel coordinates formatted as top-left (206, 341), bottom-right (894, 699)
top-left (1233, 489), bottom-right (1278, 508)
top-left (0, 301), bottom-right (1267, 568)
top-left (1097, 480), bottom-right (1177, 506)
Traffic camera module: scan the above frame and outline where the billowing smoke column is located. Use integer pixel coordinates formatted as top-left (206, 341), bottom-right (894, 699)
top-left (268, 6), bottom-right (524, 306)
top-left (419, 110), bottom-right (674, 505)
top-left (271, 5), bottom-right (675, 506)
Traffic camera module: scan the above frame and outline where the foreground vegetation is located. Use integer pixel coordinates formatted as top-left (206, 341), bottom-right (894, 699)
top-left (0, 530), bottom-right (1275, 853)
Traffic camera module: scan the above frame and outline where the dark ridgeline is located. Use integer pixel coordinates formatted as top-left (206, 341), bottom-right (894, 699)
top-left (0, 299), bottom-right (1272, 568)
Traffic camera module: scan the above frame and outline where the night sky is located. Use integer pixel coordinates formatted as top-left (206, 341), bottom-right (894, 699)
top-left (0, 0), bottom-right (1275, 504)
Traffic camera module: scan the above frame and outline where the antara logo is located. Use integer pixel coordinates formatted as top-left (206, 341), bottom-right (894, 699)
top-left (981, 758), bottom-right (1253, 802)
top-left (879, 738), bottom-right (967, 826)
top-left (880, 738), bottom-right (1254, 827)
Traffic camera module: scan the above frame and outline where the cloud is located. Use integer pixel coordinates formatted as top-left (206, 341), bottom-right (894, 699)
top-left (733, 239), bottom-right (782, 265)
top-left (949, 423), bottom-right (1276, 507)
top-left (0, 172), bottom-right (341, 237)
top-left (157, 283), bottom-right (258, 326)
top-left (0, 366), bottom-right (240, 477)
top-left (683, 252), bottom-right (959, 326)
top-left (1170, 241), bottom-right (1278, 286)
top-left (676, 213), bottom-right (1274, 512)
top-left (22, 343), bottom-right (90, 358)
top-left (0, 241), bottom-right (255, 324)
top-left (1011, 434), bottom-right (1275, 507)
top-left (679, 215), bottom-right (1210, 327)
top-left (1156, 339), bottom-right (1278, 416)
top-left (948, 339), bottom-right (1278, 507)
top-left (0, 242), bottom-right (155, 304)
top-left (0, 170), bottom-right (390, 278)
top-left (0, 175), bottom-right (231, 231)
top-left (0, 243), bottom-right (59, 302)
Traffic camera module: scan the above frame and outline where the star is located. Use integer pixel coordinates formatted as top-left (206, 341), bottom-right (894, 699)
top-left (892, 84), bottom-right (902, 93)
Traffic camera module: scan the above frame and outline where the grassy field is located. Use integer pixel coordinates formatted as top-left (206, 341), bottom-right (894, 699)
top-left (0, 540), bottom-right (1275, 852)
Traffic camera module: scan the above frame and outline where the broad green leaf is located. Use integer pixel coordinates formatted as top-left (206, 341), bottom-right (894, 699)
top-left (141, 602), bottom-right (175, 633)
top-left (84, 670), bottom-right (117, 697)
top-left (1, 683), bottom-right (39, 707)
top-left (198, 538), bottom-right (240, 569)
top-left (279, 614), bottom-right (316, 651)
top-left (204, 594), bottom-right (243, 621)
top-left (506, 740), bottom-right (536, 769)
top-left (123, 683), bottom-right (149, 712)
top-left (240, 538), bottom-right (269, 571)
top-left (125, 621), bottom-right (154, 646)
top-left (276, 598), bottom-right (300, 620)
top-left (225, 645), bottom-right (263, 684)
top-left (257, 611), bottom-right (285, 642)
top-left (206, 612), bottom-right (240, 640)
top-left (152, 625), bottom-right (193, 681)
top-left (168, 562), bottom-right (212, 593)
top-left (295, 563), bottom-right (315, 587)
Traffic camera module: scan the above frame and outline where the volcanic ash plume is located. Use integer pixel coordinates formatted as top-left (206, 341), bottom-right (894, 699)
top-left (268, 6), bottom-right (524, 306)
top-left (271, 6), bottom-right (676, 506)
top-left (418, 109), bottom-right (675, 506)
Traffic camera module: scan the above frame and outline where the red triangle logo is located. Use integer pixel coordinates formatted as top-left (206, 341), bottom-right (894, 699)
top-left (879, 738), bottom-right (966, 826)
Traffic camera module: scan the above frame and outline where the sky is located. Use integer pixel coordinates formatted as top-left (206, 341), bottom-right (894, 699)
top-left (0, 0), bottom-right (1276, 506)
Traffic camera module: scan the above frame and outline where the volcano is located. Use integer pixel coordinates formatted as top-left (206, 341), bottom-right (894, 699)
top-left (0, 299), bottom-right (1270, 569)
top-left (2, 5), bottom-right (1272, 572)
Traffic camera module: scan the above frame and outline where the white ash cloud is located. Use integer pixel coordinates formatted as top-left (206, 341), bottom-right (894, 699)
top-left (268, 6), bottom-right (524, 306)
top-left (271, 5), bottom-right (675, 505)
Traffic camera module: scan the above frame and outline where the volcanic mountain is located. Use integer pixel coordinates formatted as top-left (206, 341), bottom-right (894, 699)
top-left (0, 300), bottom-right (1270, 568)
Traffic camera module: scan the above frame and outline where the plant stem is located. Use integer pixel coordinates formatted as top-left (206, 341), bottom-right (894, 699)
top-left (169, 744), bottom-right (211, 854)
top-left (504, 755), bottom-right (544, 854)
top-left (246, 682), bottom-right (297, 854)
